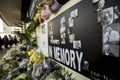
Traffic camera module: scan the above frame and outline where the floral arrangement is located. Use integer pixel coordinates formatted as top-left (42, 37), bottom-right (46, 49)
top-left (0, 46), bottom-right (30, 80)
top-left (45, 64), bottom-right (76, 80)
top-left (30, 0), bottom-right (69, 24)
top-left (28, 49), bottom-right (44, 63)
top-left (0, 47), bottom-right (75, 80)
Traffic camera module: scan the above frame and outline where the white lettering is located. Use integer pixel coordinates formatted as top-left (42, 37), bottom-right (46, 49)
top-left (76, 51), bottom-right (83, 72)
top-left (65, 49), bottom-right (70, 66)
top-left (70, 50), bottom-right (76, 69)
top-left (60, 48), bottom-right (65, 64)
top-left (49, 46), bottom-right (83, 72)
top-left (56, 47), bottom-right (60, 61)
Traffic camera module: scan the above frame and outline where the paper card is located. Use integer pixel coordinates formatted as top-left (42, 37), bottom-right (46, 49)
top-left (69, 17), bottom-right (74, 27)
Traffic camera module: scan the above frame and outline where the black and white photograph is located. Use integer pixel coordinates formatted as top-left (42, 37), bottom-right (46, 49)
top-left (60, 26), bottom-right (66, 34)
top-left (73, 40), bottom-right (81, 49)
top-left (69, 17), bottom-right (74, 27)
top-left (114, 6), bottom-right (120, 21)
top-left (69, 9), bottom-right (78, 27)
top-left (61, 38), bottom-right (66, 44)
top-left (61, 33), bottom-right (66, 44)
top-left (98, 7), bottom-right (114, 27)
top-left (69, 34), bottom-right (75, 43)
top-left (70, 9), bottom-right (78, 18)
top-left (60, 16), bottom-right (66, 27)
top-left (92, 0), bottom-right (105, 12)
top-left (103, 24), bottom-right (120, 57)
top-left (67, 28), bottom-right (72, 35)
top-left (70, 10), bottom-right (75, 18)
top-left (97, 0), bottom-right (105, 11)
top-left (74, 9), bottom-right (78, 17)
top-left (101, 4), bottom-right (120, 57)
top-left (60, 26), bottom-right (66, 44)
top-left (60, 18), bottom-right (66, 44)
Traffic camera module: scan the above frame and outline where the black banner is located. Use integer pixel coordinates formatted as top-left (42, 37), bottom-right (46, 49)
top-left (48, 0), bottom-right (120, 79)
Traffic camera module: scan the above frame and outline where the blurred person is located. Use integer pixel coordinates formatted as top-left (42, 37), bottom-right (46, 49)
top-left (103, 26), bottom-right (119, 57)
top-left (8, 35), bottom-right (13, 48)
top-left (13, 36), bottom-right (18, 45)
top-left (3, 35), bottom-right (9, 49)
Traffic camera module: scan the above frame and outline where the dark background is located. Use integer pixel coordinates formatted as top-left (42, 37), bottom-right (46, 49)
top-left (48, 0), bottom-right (119, 79)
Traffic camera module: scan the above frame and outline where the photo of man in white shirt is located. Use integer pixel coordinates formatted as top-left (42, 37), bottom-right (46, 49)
top-left (103, 26), bottom-right (119, 57)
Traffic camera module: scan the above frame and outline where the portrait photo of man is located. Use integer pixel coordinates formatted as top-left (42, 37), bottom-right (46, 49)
top-left (103, 26), bottom-right (119, 57)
